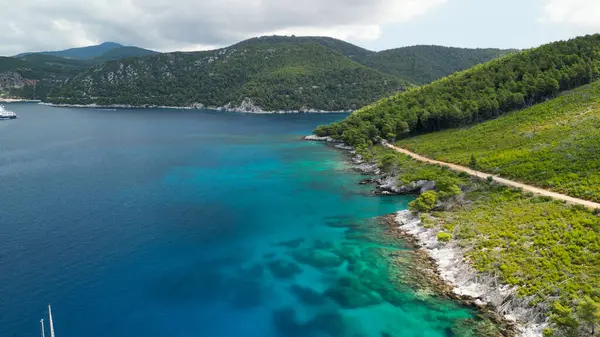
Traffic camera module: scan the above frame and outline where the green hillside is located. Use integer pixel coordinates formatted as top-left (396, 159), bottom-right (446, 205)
top-left (47, 41), bottom-right (409, 111)
top-left (397, 81), bottom-right (600, 202)
top-left (315, 34), bottom-right (600, 145)
top-left (4, 35), bottom-right (515, 106)
top-left (0, 54), bottom-right (89, 99)
top-left (238, 37), bottom-right (513, 85)
top-left (362, 45), bottom-right (516, 85)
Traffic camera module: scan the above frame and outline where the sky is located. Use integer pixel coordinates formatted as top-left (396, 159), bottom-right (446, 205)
top-left (1, 0), bottom-right (599, 56)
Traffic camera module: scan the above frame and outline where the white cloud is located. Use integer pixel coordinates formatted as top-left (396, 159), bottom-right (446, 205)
top-left (0, 0), bottom-right (447, 55)
top-left (540, 0), bottom-right (600, 28)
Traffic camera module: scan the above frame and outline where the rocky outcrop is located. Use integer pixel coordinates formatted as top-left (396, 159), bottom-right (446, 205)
top-left (0, 72), bottom-right (37, 93)
top-left (219, 98), bottom-right (265, 113)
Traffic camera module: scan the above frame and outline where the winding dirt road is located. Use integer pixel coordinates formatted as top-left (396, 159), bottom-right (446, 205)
top-left (383, 142), bottom-right (600, 210)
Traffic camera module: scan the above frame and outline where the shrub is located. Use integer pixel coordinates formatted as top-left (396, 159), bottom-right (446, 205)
top-left (487, 176), bottom-right (494, 183)
top-left (409, 191), bottom-right (438, 213)
top-left (437, 232), bottom-right (452, 242)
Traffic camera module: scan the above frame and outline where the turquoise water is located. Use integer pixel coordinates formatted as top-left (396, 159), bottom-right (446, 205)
top-left (0, 104), bottom-right (481, 337)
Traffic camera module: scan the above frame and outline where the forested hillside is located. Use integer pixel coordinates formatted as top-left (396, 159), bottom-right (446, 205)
top-left (315, 34), bottom-right (600, 146)
top-left (396, 81), bottom-right (600, 202)
top-left (4, 35), bottom-right (514, 107)
top-left (47, 41), bottom-right (409, 111)
top-left (362, 45), bottom-right (515, 85)
top-left (235, 36), bottom-right (512, 85)
top-left (0, 55), bottom-right (88, 99)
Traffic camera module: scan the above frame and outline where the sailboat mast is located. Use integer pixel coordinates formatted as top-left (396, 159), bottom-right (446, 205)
top-left (40, 319), bottom-right (45, 337)
top-left (48, 305), bottom-right (55, 337)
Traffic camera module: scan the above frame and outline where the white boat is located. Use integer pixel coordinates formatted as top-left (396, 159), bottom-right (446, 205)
top-left (0, 105), bottom-right (18, 119)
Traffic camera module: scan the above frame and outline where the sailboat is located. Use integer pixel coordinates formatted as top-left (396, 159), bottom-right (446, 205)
top-left (40, 305), bottom-right (56, 337)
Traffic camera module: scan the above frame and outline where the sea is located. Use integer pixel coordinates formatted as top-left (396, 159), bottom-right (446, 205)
top-left (0, 103), bottom-right (487, 337)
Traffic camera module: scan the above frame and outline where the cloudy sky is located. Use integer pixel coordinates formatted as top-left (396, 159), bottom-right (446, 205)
top-left (1, 0), bottom-right (599, 56)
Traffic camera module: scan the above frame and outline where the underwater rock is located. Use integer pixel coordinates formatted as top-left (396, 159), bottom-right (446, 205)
top-left (307, 311), bottom-right (347, 336)
top-left (267, 259), bottom-right (303, 279)
top-left (312, 240), bottom-right (334, 250)
top-left (230, 280), bottom-right (263, 309)
top-left (289, 284), bottom-right (327, 306)
top-left (292, 248), bottom-right (344, 269)
top-left (337, 243), bottom-right (361, 262)
top-left (273, 308), bottom-right (304, 337)
top-left (237, 264), bottom-right (265, 279)
top-left (325, 277), bottom-right (383, 308)
top-left (276, 238), bottom-right (305, 249)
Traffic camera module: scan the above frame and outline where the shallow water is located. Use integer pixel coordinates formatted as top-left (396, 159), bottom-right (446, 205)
top-left (1, 104), bottom-right (484, 337)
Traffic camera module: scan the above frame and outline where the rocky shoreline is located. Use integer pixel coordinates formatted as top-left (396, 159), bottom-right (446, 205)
top-left (0, 99), bottom-right (41, 103)
top-left (303, 135), bottom-right (543, 337)
top-left (38, 100), bottom-right (352, 114)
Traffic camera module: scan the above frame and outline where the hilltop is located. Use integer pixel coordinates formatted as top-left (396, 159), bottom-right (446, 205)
top-left (15, 42), bottom-right (157, 60)
top-left (233, 36), bottom-right (512, 85)
top-left (362, 45), bottom-right (516, 85)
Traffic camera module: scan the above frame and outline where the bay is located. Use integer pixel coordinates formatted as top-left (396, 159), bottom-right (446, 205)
top-left (0, 103), bottom-right (481, 337)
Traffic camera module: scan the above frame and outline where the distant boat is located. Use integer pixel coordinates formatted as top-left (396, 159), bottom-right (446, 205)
top-left (0, 105), bottom-right (18, 119)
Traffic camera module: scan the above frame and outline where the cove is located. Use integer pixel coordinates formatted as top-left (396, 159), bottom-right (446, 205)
top-left (1, 103), bottom-right (486, 337)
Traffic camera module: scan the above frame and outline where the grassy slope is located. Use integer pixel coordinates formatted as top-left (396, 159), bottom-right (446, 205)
top-left (396, 80), bottom-right (600, 202)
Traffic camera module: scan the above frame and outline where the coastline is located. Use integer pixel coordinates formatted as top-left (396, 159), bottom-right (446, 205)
top-left (38, 102), bottom-right (353, 114)
top-left (0, 99), bottom-right (42, 103)
top-left (303, 135), bottom-right (543, 337)
top-left (394, 211), bottom-right (546, 337)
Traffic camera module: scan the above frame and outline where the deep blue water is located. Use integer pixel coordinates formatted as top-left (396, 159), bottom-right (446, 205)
top-left (0, 104), bottom-right (480, 337)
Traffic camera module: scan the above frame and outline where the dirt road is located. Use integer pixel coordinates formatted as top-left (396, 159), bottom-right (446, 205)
top-left (383, 142), bottom-right (600, 210)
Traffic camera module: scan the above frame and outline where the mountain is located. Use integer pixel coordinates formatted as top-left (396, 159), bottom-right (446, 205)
top-left (47, 40), bottom-right (410, 111)
top-left (361, 45), bottom-right (517, 85)
top-left (93, 46), bottom-right (158, 62)
top-left (315, 34), bottom-right (600, 145)
top-left (17, 42), bottom-right (125, 60)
